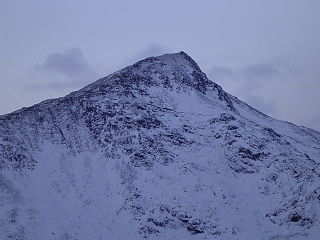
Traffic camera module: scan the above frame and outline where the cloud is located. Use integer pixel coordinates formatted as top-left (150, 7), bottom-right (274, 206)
top-left (139, 43), bottom-right (168, 58)
top-left (32, 47), bottom-right (97, 90)
top-left (129, 43), bottom-right (170, 64)
top-left (304, 115), bottom-right (320, 132)
top-left (208, 57), bottom-right (301, 116)
top-left (210, 66), bottom-right (234, 80)
top-left (246, 95), bottom-right (275, 115)
top-left (241, 58), bottom-right (300, 81)
top-left (242, 62), bottom-right (281, 80)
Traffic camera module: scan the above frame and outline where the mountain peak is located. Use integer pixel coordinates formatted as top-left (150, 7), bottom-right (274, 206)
top-left (136, 51), bottom-right (202, 73)
top-left (74, 51), bottom-right (236, 111)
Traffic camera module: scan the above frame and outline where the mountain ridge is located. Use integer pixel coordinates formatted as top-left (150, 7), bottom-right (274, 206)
top-left (2, 52), bottom-right (235, 118)
top-left (5, 51), bottom-right (318, 134)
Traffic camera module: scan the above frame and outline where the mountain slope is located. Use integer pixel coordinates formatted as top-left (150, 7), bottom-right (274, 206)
top-left (0, 52), bottom-right (319, 240)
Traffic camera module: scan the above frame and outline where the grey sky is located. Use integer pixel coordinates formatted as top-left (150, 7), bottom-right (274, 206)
top-left (1, 0), bottom-right (320, 130)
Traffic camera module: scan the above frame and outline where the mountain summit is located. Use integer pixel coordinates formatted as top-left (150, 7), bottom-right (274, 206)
top-left (0, 52), bottom-right (319, 240)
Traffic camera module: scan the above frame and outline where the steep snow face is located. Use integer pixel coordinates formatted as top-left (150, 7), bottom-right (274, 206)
top-left (0, 52), bottom-right (319, 240)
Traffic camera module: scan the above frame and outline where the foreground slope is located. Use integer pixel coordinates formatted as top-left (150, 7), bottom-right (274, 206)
top-left (0, 52), bottom-right (319, 240)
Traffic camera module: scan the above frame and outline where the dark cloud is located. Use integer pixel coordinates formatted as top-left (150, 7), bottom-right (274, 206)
top-left (303, 115), bottom-right (320, 132)
top-left (208, 58), bottom-right (301, 117)
top-left (210, 66), bottom-right (234, 80)
top-left (34, 47), bottom-right (97, 89)
top-left (139, 43), bottom-right (168, 58)
top-left (246, 95), bottom-right (275, 115)
top-left (129, 43), bottom-right (169, 63)
top-left (25, 80), bottom-right (85, 91)
top-left (242, 63), bottom-right (281, 80)
top-left (241, 58), bottom-right (301, 81)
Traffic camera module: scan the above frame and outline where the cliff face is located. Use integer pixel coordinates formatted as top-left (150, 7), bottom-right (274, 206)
top-left (0, 52), bottom-right (319, 240)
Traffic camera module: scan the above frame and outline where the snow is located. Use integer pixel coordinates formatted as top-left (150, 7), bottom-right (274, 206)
top-left (0, 52), bottom-right (319, 239)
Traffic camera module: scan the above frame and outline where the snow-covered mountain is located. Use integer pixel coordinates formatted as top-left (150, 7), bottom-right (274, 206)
top-left (0, 51), bottom-right (319, 240)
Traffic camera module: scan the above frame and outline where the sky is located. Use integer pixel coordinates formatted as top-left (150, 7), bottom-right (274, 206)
top-left (0, 0), bottom-right (320, 131)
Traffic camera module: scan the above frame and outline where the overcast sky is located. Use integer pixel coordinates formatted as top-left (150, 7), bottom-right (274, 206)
top-left (1, 0), bottom-right (320, 131)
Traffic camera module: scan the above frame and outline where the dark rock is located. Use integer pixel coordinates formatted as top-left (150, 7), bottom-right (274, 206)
top-left (227, 126), bottom-right (238, 130)
top-left (290, 213), bottom-right (302, 222)
top-left (187, 225), bottom-right (204, 234)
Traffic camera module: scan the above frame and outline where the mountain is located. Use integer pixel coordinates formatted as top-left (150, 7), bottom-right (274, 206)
top-left (0, 51), bottom-right (319, 240)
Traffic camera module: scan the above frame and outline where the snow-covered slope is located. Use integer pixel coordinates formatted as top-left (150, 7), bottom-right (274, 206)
top-left (0, 52), bottom-right (319, 240)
